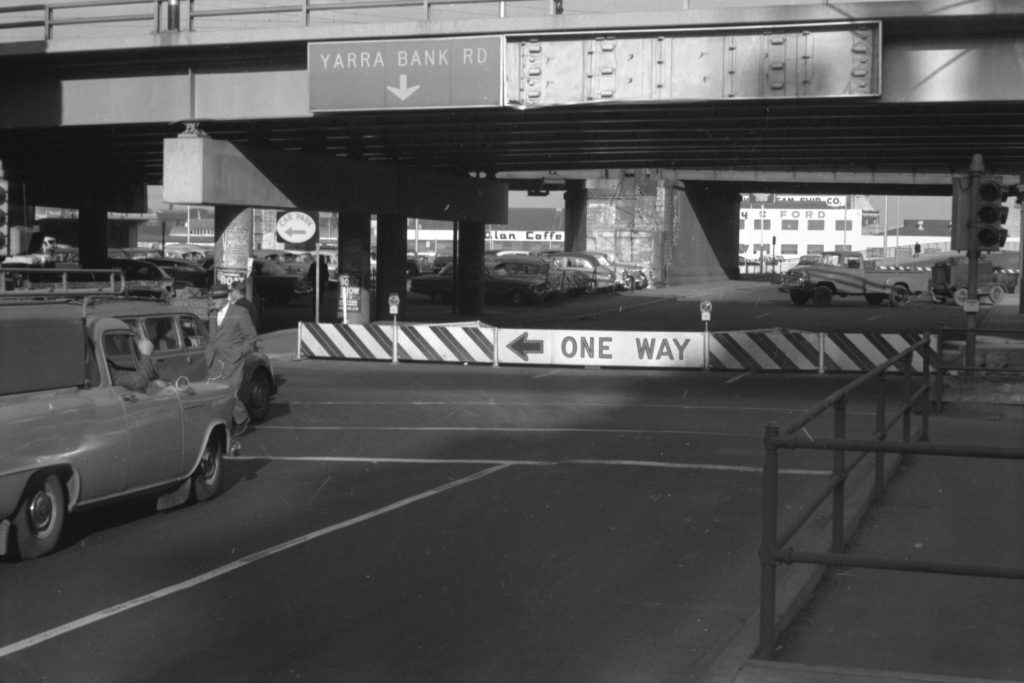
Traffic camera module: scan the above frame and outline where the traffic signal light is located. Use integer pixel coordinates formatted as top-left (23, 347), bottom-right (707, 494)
top-left (973, 174), bottom-right (1008, 250)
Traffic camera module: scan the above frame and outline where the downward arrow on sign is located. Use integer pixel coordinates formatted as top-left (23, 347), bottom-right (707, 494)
top-left (387, 74), bottom-right (420, 101)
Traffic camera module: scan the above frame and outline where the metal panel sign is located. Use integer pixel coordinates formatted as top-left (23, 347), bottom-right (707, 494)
top-left (309, 36), bottom-right (503, 111)
top-left (496, 328), bottom-right (704, 368)
top-left (506, 22), bottom-right (880, 106)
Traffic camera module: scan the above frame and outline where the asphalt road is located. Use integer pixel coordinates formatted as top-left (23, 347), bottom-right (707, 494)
top-left (262, 276), bottom-right (1016, 336)
top-left (0, 362), bottom-right (893, 683)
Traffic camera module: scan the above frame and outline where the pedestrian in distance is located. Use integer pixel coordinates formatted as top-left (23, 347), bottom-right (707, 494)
top-left (229, 279), bottom-right (260, 332)
top-left (914, 242), bottom-right (921, 258)
top-left (308, 255), bottom-right (331, 317)
top-left (207, 283), bottom-right (258, 436)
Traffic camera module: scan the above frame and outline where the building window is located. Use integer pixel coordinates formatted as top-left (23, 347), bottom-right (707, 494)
top-left (781, 219), bottom-right (798, 231)
top-left (808, 220), bottom-right (825, 231)
top-left (806, 244), bottom-right (824, 254)
top-left (781, 244), bottom-right (798, 255)
top-left (836, 219), bottom-right (852, 232)
top-left (755, 219), bottom-right (771, 231)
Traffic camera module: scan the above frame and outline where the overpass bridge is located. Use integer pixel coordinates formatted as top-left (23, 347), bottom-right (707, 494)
top-left (0, 0), bottom-right (1022, 319)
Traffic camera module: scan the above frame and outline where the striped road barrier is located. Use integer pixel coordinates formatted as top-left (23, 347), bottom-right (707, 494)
top-left (299, 322), bottom-right (935, 373)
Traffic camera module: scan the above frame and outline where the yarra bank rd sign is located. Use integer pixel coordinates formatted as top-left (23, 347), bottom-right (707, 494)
top-left (309, 36), bottom-right (503, 111)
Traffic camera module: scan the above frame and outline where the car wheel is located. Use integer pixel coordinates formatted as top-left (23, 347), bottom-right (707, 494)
top-left (192, 438), bottom-right (223, 503)
top-left (888, 284), bottom-right (911, 307)
top-left (987, 284), bottom-right (1006, 305)
top-left (14, 474), bottom-right (65, 560)
top-left (245, 372), bottom-right (272, 422)
top-left (953, 288), bottom-right (968, 307)
top-left (505, 289), bottom-right (527, 306)
top-left (789, 292), bottom-right (810, 306)
top-left (812, 286), bottom-right (833, 306)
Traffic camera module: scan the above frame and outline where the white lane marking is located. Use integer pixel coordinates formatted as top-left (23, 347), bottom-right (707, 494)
top-left (0, 464), bottom-right (510, 659)
top-left (229, 454), bottom-right (829, 477)
top-left (260, 425), bottom-right (760, 437)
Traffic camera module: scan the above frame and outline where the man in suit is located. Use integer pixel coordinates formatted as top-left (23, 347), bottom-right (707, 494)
top-left (207, 283), bottom-right (258, 435)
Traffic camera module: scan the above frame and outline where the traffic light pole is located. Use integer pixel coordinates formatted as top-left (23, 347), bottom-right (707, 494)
top-left (964, 155), bottom-right (983, 366)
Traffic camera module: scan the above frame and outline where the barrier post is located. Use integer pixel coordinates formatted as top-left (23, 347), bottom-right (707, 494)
top-left (388, 293), bottom-right (400, 364)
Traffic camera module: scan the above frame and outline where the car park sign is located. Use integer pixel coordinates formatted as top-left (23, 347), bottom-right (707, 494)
top-left (276, 211), bottom-right (317, 244)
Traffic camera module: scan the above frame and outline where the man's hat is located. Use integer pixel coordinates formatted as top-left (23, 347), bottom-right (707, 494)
top-left (210, 284), bottom-right (230, 299)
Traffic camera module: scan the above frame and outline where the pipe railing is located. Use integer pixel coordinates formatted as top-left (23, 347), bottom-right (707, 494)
top-left (0, 0), bottom-right (562, 40)
top-left (757, 331), bottom-right (1024, 659)
top-left (933, 325), bottom-right (1024, 412)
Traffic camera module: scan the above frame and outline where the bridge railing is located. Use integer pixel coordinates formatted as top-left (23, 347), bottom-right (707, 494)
top-left (756, 333), bottom-right (1024, 659)
top-left (0, 0), bottom-right (561, 42)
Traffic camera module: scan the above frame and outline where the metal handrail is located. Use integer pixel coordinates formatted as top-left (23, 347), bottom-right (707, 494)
top-left (0, 0), bottom-right (562, 40)
top-left (0, 266), bottom-right (126, 296)
top-left (756, 332), bottom-right (1024, 659)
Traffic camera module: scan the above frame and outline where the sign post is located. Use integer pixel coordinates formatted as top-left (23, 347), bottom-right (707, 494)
top-left (389, 292), bottom-right (401, 363)
top-left (700, 300), bottom-right (713, 370)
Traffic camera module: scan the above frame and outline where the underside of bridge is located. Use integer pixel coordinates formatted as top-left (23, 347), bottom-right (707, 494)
top-left (1, 1), bottom-right (1023, 318)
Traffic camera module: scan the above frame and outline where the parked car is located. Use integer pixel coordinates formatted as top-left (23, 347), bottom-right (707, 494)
top-left (535, 251), bottom-right (620, 293)
top-left (410, 259), bottom-right (550, 306)
top-left (106, 258), bottom-right (176, 300)
top-left (601, 254), bottom-right (650, 290)
top-left (251, 258), bottom-right (313, 307)
top-left (92, 298), bottom-right (277, 421)
top-left (0, 299), bottom-right (236, 558)
top-left (144, 257), bottom-right (213, 291)
top-left (108, 247), bottom-right (163, 260)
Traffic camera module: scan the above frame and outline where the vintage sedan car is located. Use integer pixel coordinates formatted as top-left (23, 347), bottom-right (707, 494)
top-left (251, 258), bottom-right (313, 307)
top-left (410, 258), bottom-right (551, 306)
top-left (106, 258), bottom-right (177, 300)
top-left (144, 257), bottom-right (213, 291)
top-left (90, 298), bottom-right (277, 421)
top-left (0, 301), bottom-right (236, 559)
top-left (536, 251), bottom-right (621, 293)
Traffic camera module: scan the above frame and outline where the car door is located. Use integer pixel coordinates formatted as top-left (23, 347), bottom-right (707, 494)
top-left (102, 330), bottom-right (186, 490)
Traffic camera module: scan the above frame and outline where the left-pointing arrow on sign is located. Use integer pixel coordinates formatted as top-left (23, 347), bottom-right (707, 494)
top-left (387, 74), bottom-right (420, 101)
top-left (506, 332), bottom-right (544, 361)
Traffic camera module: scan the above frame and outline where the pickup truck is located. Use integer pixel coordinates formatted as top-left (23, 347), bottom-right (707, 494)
top-left (779, 251), bottom-right (931, 307)
top-left (0, 298), bottom-right (237, 559)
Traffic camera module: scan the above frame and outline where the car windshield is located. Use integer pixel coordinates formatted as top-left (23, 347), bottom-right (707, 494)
top-left (797, 255), bottom-right (823, 266)
top-left (591, 254), bottom-right (614, 268)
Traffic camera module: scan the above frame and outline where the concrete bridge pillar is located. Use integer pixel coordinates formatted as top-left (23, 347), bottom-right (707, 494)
top-left (212, 205), bottom-right (254, 288)
top-left (456, 220), bottom-right (485, 316)
top-left (563, 179), bottom-right (588, 252)
top-left (663, 182), bottom-right (742, 284)
top-left (375, 213), bottom-right (407, 322)
top-left (337, 211), bottom-right (372, 324)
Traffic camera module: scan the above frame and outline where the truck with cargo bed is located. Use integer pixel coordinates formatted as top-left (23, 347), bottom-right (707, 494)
top-left (779, 251), bottom-right (931, 307)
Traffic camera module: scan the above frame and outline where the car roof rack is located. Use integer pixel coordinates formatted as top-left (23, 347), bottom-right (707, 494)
top-left (0, 266), bottom-right (127, 298)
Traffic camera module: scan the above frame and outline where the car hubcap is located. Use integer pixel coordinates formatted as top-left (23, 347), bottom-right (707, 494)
top-left (29, 491), bottom-right (53, 534)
